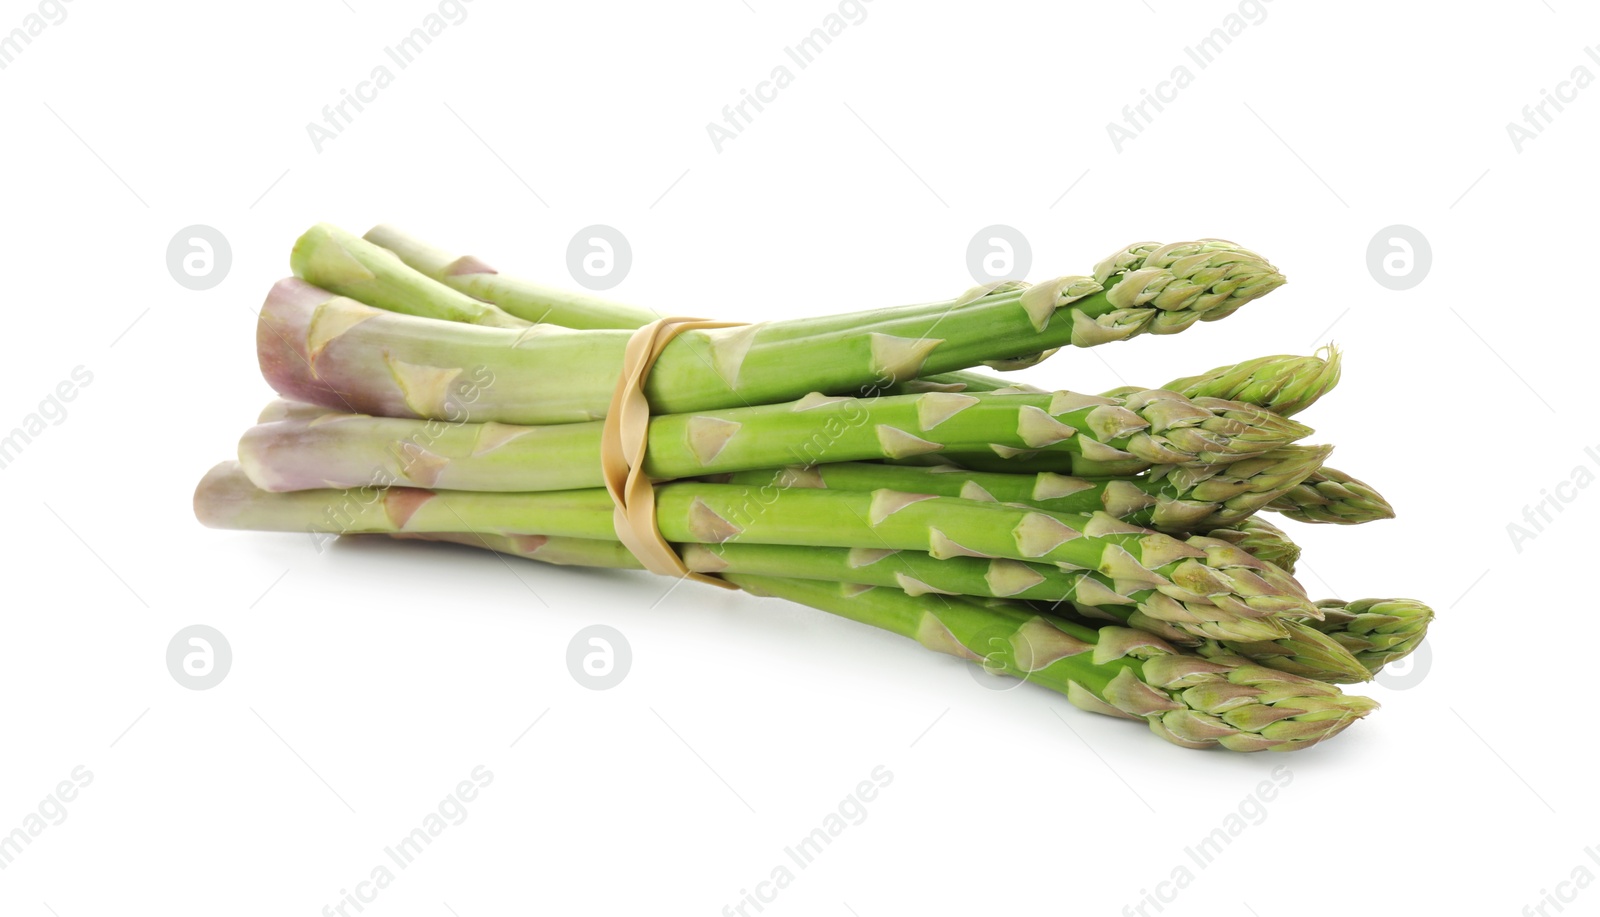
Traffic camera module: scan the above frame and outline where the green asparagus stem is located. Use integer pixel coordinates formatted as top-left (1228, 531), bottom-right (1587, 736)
top-left (195, 462), bottom-right (1321, 635)
top-left (263, 231), bottom-right (1285, 425)
top-left (1303, 598), bottom-right (1434, 675)
top-left (893, 242), bottom-right (1288, 380)
top-left (362, 224), bottom-right (662, 330)
top-left (1266, 467), bottom-right (1396, 524)
top-left (1145, 346), bottom-right (1342, 418)
top-left (237, 389), bottom-right (1314, 494)
top-left (1201, 516), bottom-right (1301, 573)
top-left (1063, 602), bottom-right (1370, 684)
top-left (915, 395), bottom-right (1315, 479)
top-left (1105, 591), bottom-right (1429, 681)
top-left (360, 230), bottom-right (1149, 382)
top-left (900, 351), bottom-right (1339, 463)
top-left (259, 279), bottom-right (615, 424)
top-left (384, 524), bottom-right (1375, 750)
top-left (893, 358), bottom-right (1337, 477)
top-left (362, 231), bottom-right (1040, 364)
top-left (723, 446), bottom-right (1329, 533)
top-left (374, 536), bottom-right (1415, 683)
top-left (360, 231), bottom-right (1279, 349)
top-left (899, 348), bottom-right (1338, 421)
top-left (389, 529), bottom-right (1306, 644)
top-left (728, 579), bottom-right (1376, 752)
top-left (380, 529), bottom-right (1365, 681)
top-left (291, 224), bottom-right (529, 329)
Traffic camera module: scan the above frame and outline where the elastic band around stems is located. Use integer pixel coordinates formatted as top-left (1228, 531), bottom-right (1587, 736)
top-left (600, 317), bottom-right (744, 589)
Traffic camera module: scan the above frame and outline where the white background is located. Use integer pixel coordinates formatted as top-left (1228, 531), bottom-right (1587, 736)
top-left (2, 1), bottom-right (1596, 915)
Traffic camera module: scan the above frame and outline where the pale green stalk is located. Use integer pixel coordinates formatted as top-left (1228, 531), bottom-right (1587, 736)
top-left (733, 580), bottom-right (1377, 752)
top-left (1267, 467), bottom-right (1396, 524)
top-left (359, 231), bottom-right (1279, 348)
top-left (894, 353), bottom-right (1339, 476)
top-left (1303, 598), bottom-right (1434, 675)
top-left (362, 224), bottom-right (661, 330)
top-left (723, 446), bottom-right (1329, 533)
top-left (371, 529), bottom-right (1378, 751)
top-left (1063, 602), bottom-right (1368, 683)
top-left (1150, 346), bottom-right (1341, 417)
top-left (388, 530), bottom-right (1303, 644)
top-left (195, 462), bottom-right (1321, 635)
top-left (1188, 598), bottom-right (1432, 681)
top-left (899, 349), bottom-right (1338, 425)
top-left (269, 228), bottom-right (1285, 425)
top-left (290, 224), bottom-right (528, 328)
top-left (384, 529), bottom-right (1362, 679)
top-left (238, 389), bottom-right (1313, 494)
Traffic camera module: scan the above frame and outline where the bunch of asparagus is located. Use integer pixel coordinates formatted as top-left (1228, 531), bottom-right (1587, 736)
top-left (196, 224), bottom-right (1432, 752)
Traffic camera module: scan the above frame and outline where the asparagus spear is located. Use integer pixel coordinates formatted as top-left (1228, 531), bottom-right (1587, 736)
top-left (1200, 516), bottom-right (1301, 573)
top-left (1185, 598), bottom-right (1432, 681)
top-left (1267, 466), bottom-right (1396, 524)
top-left (723, 241), bottom-right (1260, 345)
top-left (387, 529), bottom-right (1302, 644)
top-left (360, 228), bottom-right (1283, 346)
top-left (728, 579), bottom-right (1377, 752)
top-left (907, 440), bottom-right (1306, 480)
top-left (195, 463), bottom-right (1321, 634)
top-left (1303, 598), bottom-right (1434, 675)
top-left (887, 350), bottom-right (1340, 486)
top-left (1086, 351), bottom-right (1392, 525)
top-left (380, 529), bottom-right (1363, 676)
top-left (1066, 606), bottom-right (1369, 683)
top-left (722, 447), bottom-right (1328, 533)
top-left (291, 224), bottom-right (529, 329)
top-left (877, 357), bottom-right (1387, 527)
top-left (267, 230), bottom-right (1285, 424)
top-left (897, 351), bottom-right (1338, 468)
top-left (258, 278), bottom-right (617, 424)
top-left (237, 388), bottom-right (1314, 494)
top-left (1140, 347), bottom-right (1342, 418)
top-left (369, 529), bottom-right (1377, 751)
top-left (362, 224), bottom-right (662, 330)
top-left (902, 346), bottom-right (1341, 413)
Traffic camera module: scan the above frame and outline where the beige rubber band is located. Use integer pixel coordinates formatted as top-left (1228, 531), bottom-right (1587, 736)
top-left (601, 317), bottom-right (744, 589)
